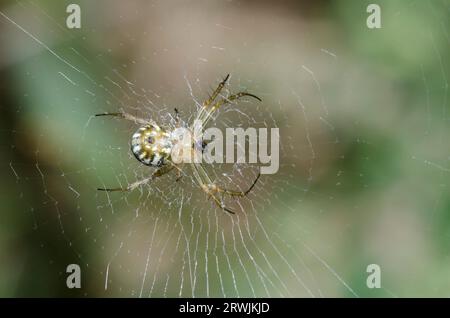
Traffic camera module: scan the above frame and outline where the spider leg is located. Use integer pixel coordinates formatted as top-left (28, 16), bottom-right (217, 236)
top-left (203, 74), bottom-right (230, 108)
top-left (175, 168), bottom-right (182, 182)
top-left (97, 165), bottom-right (174, 192)
top-left (200, 92), bottom-right (262, 125)
top-left (201, 138), bottom-right (213, 153)
top-left (174, 108), bottom-right (181, 128)
top-left (196, 74), bottom-right (230, 123)
top-left (95, 112), bottom-right (152, 126)
top-left (214, 172), bottom-right (261, 197)
top-left (191, 163), bottom-right (245, 215)
top-left (207, 190), bottom-right (236, 214)
top-left (204, 173), bottom-right (260, 213)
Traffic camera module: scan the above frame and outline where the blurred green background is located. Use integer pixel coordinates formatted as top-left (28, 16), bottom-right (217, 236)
top-left (0, 0), bottom-right (449, 297)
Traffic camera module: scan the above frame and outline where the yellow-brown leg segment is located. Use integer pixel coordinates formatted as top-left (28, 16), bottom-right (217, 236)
top-left (174, 108), bottom-right (181, 128)
top-left (95, 112), bottom-right (152, 126)
top-left (176, 172), bottom-right (182, 182)
top-left (206, 173), bottom-right (261, 214)
top-left (214, 172), bottom-right (261, 197)
top-left (205, 187), bottom-right (237, 215)
top-left (203, 74), bottom-right (230, 108)
top-left (192, 163), bottom-right (261, 215)
top-left (192, 163), bottom-right (235, 214)
top-left (97, 165), bottom-right (174, 192)
top-left (196, 74), bottom-right (230, 124)
top-left (201, 92), bottom-right (262, 125)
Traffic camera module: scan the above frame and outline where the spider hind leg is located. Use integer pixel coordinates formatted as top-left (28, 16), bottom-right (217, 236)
top-left (95, 112), bottom-right (150, 126)
top-left (97, 165), bottom-right (174, 192)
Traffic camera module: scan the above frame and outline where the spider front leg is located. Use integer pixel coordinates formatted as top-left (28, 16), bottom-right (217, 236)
top-left (203, 74), bottom-right (230, 108)
top-left (196, 74), bottom-right (230, 123)
top-left (200, 91), bottom-right (262, 125)
top-left (174, 108), bottom-right (181, 127)
top-left (95, 112), bottom-right (151, 126)
top-left (207, 173), bottom-right (261, 214)
top-left (191, 163), bottom-right (235, 214)
top-left (204, 186), bottom-right (237, 215)
top-left (97, 165), bottom-right (174, 192)
top-left (191, 163), bottom-right (261, 215)
top-left (175, 168), bottom-right (183, 182)
top-left (214, 172), bottom-right (261, 197)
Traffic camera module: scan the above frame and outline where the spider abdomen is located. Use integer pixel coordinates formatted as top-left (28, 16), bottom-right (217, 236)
top-left (131, 124), bottom-right (172, 166)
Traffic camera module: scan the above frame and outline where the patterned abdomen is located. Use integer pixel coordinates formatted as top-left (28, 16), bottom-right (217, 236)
top-left (131, 124), bottom-right (172, 167)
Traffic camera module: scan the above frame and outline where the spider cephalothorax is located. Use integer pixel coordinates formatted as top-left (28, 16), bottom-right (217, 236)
top-left (96, 74), bottom-right (261, 214)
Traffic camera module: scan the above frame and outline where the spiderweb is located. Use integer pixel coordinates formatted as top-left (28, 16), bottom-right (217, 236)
top-left (1, 0), bottom-right (449, 297)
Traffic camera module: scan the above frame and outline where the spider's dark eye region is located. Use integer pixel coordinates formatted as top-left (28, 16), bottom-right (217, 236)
top-left (130, 125), bottom-right (173, 167)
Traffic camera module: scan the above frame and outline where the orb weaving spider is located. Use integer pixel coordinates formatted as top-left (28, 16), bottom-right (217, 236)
top-left (96, 74), bottom-right (262, 214)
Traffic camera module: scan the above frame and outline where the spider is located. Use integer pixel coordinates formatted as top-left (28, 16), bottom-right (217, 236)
top-left (96, 74), bottom-right (262, 214)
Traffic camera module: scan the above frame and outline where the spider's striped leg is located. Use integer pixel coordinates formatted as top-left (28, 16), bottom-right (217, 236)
top-left (191, 163), bottom-right (236, 214)
top-left (168, 160), bottom-right (184, 182)
top-left (214, 172), bottom-right (261, 197)
top-left (191, 163), bottom-right (261, 214)
top-left (174, 108), bottom-right (181, 128)
top-left (97, 165), bottom-right (174, 192)
top-left (175, 168), bottom-right (182, 182)
top-left (200, 92), bottom-right (262, 125)
top-left (95, 112), bottom-right (151, 126)
top-left (196, 74), bottom-right (230, 122)
top-left (203, 74), bottom-right (230, 108)
top-left (208, 191), bottom-right (237, 215)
